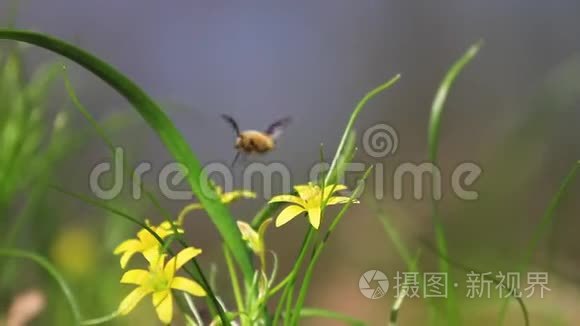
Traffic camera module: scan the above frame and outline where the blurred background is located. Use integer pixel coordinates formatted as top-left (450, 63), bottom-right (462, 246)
top-left (1, 0), bottom-right (580, 325)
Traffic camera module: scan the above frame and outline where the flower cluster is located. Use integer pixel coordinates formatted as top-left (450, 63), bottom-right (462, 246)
top-left (114, 221), bottom-right (205, 324)
top-left (113, 186), bottom-right (257, 324)
top-left (112, 182), bottom-right (357, 324)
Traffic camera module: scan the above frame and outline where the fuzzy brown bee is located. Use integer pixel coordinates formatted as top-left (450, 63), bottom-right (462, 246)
top-left (221, 114), bottom-right (291, 165)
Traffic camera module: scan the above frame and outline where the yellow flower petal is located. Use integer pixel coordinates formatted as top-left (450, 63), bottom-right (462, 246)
top-left (153, 291), bottom-right (173, 324)
top-left (118, 287), bottom-right (151, 315)
top-left (120, 269), bottom-right (149, 285)
top-left (136, 228), bottom-right (156, 244)
top-left (275, 205), bottom-right (305, 227)
top-left (114, 239), bottom-right (142, 255)
top-left (326, 196), bottom-right (354, 205)
top-left (171, 276), bottom-right (207, 296)
top-left (322, 184), bottom-right (347, 196)
top-left (143, 247), bottom-right (164, 267)
top-left (307, 206), bottom-right (322, 229)
top-left (269, 195), bottom-right (305, 206)
top-left (294, 184), bottom-right (318, 201)
top-left (155, 221), bottom-right (181, 239)
top-left (119, 250), bottom-right (137, 269)
top-left (164, 247), bottom-right (202, 278)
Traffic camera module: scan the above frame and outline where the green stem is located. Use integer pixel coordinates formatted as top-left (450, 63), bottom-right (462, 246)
top-left (272, 228), bottom-right (314, 325)
top-left (298, 308), bottom-right (366, 326)
top-left (268, 273), bottom-right (292, 297)
top-left (427, 41), bottom-right (482, 325)
top-left (421, 240), bottom-right (530, 326)
top-left (498, 161), bottom-right (579, 325)
top-left (81, 311), bottom-right (119, 325)
top-left (327, 76), bottom-right (400, 183)
top-left (0, 248), bottom-right (82, 325)
top-left (224, 245), bottom-right (246, 324)
top-left (283, 284), bottom-right (296, 325)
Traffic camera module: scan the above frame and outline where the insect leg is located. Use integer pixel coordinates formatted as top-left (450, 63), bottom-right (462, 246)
top-left (231, 151), bottom-right (241, 167)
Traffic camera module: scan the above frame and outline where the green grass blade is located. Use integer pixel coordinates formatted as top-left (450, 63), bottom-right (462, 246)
top-left (426, 41), bottom-right (482, 325)
top-left (62, 67), bottom-right (116, 152)
top-left (428, 42), bottom-right (482, 161)
top-left (334, 131), bottom-right (357, 182)
top-left (523, 161), bottom-right (580, 267)
top-left (298, 308), bottom-right (366, 326)
top-left (325, 75), bottom-right (399, 183)
top-left (369, 203), bottom-right (433, 324)
top-left (272, 228), bottom-right (314, 326)
top-left (223, 245), bottom-right (246, 322)
top-left (0, 248), bottom-right (82, 325)
top-left (0, 29), bottom-right (253, 280)
top-left (498, 161), bottom-right (579, 325)
top-left (421, 240), bottom-right (530, 326)
top-left (369, 201), bottom-right (415, 268)
top-left (80, 311), bottom-right (119, 325)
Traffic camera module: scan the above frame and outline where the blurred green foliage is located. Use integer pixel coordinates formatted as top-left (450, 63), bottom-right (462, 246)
top-left (0, 47), bottom-right (67, 208)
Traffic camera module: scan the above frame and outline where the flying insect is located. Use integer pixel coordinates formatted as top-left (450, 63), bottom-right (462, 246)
top-left (221, 114), bottom-right (291, 165)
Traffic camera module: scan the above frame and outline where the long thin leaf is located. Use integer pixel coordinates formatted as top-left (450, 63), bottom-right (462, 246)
top-left (428, 42), bottom-right (482, 161)
top-left (0, 29), bottom-right (253, 280)
top-left (420, 240), bottom-right (530, 326)
top-left (498, 161), bottom-right (579, 325)
top-left (426, 41), bottom-right (482, 325)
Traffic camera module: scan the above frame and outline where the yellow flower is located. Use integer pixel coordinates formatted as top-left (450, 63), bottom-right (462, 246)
top-left (114, 221), bottom-right (183, 269)
top-left (118, 247), bottom-right (206, 324)
top-left (177, 186), bottom-right (256, 224)
top-left (269, 183), bottom-right (356, 229)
